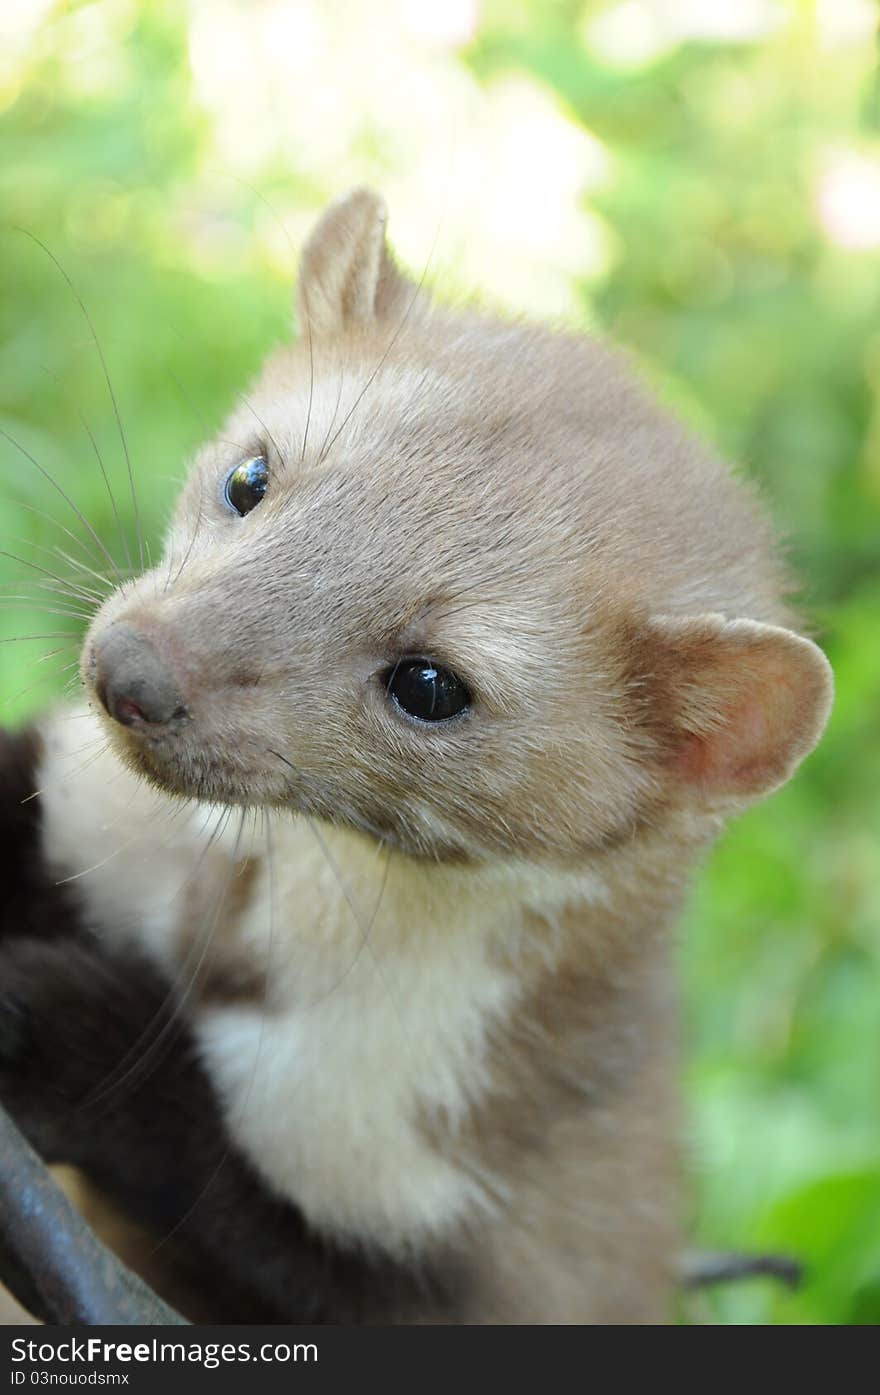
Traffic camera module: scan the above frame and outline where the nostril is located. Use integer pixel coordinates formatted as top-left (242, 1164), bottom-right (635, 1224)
top-left (92, 624), bottom-right (187, 730)
top-left (112, 696), bottom-right (148, 728)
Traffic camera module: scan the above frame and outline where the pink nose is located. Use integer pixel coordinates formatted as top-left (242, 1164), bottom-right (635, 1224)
top-left (92, 624), bottom-right (187, 728)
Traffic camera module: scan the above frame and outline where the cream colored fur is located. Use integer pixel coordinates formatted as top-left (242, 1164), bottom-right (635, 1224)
top-left (43, 188), bottom-right (833, 1322)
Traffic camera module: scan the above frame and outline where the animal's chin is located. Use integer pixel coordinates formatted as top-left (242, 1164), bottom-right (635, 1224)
top-left (101, 718), bottom-right (295, 809)
top-left (96, 711), bottom-right (477, 863)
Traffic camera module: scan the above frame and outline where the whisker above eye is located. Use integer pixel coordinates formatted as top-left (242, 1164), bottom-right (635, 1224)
top-left (235, 392), bottom-right (285, 470)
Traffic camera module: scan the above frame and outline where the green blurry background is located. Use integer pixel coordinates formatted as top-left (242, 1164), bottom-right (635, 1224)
top-left (1, 0), bottom-right (878, 1324)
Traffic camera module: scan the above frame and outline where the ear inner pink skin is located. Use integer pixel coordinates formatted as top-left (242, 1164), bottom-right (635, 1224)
top-left (643, 614), bottom-right (832, 808)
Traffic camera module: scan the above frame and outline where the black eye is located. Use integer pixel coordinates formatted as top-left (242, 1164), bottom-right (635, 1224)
top-left (386, 659), bottom-right (471, 723)
top-left (224, 456), bottom-right (269, 516)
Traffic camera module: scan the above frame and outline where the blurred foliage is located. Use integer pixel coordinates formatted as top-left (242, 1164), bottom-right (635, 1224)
top-left (1, 0), bottom-right (879, 1324)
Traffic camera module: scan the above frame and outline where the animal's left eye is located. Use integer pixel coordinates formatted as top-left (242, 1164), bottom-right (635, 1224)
top-left (224, 456), bottom-right (269, 516)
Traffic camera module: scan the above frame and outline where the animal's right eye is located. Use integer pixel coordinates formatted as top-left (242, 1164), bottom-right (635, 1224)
top-left (224, 457), bottom-right (269, 516)
top-left (385, 659), bottom-right (471, 723)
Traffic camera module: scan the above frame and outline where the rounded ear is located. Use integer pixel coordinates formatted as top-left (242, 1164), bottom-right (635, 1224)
top-left (296, 188), bottom-right (421, 340)
top-left (642, 613), bottom-right (833, 808)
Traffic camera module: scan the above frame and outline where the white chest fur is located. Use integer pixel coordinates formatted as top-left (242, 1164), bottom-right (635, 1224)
top-left (196, 840), bottom-right (524, 1250)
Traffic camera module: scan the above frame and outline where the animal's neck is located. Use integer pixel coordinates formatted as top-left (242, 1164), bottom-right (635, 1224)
top-left (186, 806), bottom-right (692, 1249)
top-left (39, 705), bottom-right (701, 994)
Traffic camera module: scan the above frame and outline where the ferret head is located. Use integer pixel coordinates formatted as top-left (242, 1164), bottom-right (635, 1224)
top-left (82, 189), bottom-right (833, 864)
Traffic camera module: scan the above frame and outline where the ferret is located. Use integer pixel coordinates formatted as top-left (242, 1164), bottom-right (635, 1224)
top-left (0, 189), bottom-right (833, 1324)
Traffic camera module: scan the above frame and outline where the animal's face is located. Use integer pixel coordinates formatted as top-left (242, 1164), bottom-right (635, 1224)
top-left (82, 191), bottom-right (833, 864)
top-left (81, 358), bottom-right (652, 861)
